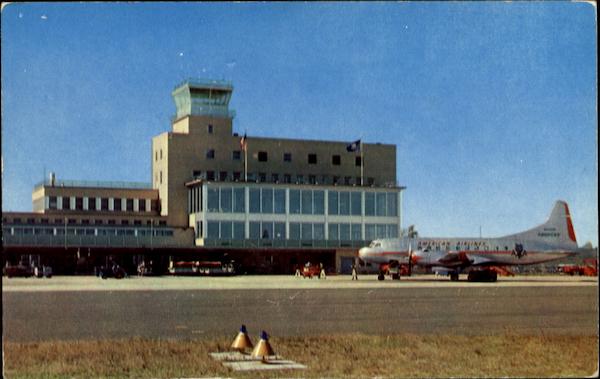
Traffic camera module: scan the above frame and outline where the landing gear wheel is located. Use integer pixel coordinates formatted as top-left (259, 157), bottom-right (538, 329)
top-left (377, 273), bottom-right (385, 281)
top-left (450, 272), bottom-right (459, 281)
top-left (392, 273), bottom-right (400, 280)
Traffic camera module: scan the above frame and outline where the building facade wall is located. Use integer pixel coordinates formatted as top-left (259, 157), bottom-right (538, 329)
top-left (154, 115), bottom-right (397, 227)
top-left (32, 185), bottom-right (160, 216)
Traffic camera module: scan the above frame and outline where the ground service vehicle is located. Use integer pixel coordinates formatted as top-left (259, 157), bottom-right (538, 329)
top-left (4, 264), bottom-right (33, 278)
top-left (168, 260), bottom-right (235, 276)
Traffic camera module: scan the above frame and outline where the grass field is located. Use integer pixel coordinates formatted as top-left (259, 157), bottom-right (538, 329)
top-left (3, 333), bottom-right (598, 378)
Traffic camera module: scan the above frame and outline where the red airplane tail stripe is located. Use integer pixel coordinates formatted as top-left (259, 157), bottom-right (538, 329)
top-left (564, 203), bottom-right (577, 243)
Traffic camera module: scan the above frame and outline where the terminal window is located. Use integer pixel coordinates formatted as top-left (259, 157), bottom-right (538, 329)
top-left (308, 154), bottom-right (317, 164)
top-left (206, 149), bottom-right (215, 159)
top-left (207, 124), bottom-right (213, 134)
top-left (88, 197), bottom-right (96, 211)
top-left (126, 199), bottom-right (134, 211)
top-left (332, 155), bottom-right (341, 165)
top-left (283, 153), bottom-right (292, 162)
top-left (355, 157), bottom-right (362, 167)
top-left (258, 151), bottom-right (268, 162)
top-left (232, 151), bottom-right (241, 160)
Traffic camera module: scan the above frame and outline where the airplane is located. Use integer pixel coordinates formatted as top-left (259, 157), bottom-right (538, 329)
top-left (358, 200), bottom-right (579, 282)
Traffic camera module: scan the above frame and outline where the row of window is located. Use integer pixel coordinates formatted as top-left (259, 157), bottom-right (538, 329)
top-left (198, 187), bottom-right (398, 217)
top-left (205, 149), bottom-right (362, 166)
top-left (191, 170), bottom-right (375, 186)
top-left (47, 196), bottom-right (159, 212)
top-left (204, 220), bottom-right (398, 240)
top-left (4, 226), bottom-right (174, 237)
top-left (6, 217), bottom-right (167, 226)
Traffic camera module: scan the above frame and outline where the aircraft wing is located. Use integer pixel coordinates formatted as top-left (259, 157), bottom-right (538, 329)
top-left (467, 254), bottom-right (493, 266)
top-left (437, 251), bottom-right (474, 266)
top-left (436, 251), bottom-right (492, 267)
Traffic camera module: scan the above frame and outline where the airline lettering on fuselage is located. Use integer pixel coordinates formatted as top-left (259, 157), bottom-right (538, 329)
top-left (538, 227), bottom-right (559, 238)
top-left (538, 232), bottom-right (560, 237)
top-left (417, 240), bottom-right (490, 250)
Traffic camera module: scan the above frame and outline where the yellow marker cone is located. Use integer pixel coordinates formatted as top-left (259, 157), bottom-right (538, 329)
top-left (230, 324), bottom-right (253, 352)
top-left (251, 330), bottom-right (275, 361)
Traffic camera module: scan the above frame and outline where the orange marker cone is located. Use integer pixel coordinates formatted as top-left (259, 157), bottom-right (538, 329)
top-left (230, 324), bottom-right (253, 352)
top-left (251, 330), bottom-right (275, 361)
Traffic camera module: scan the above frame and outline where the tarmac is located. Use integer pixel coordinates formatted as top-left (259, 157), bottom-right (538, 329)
top-left (2, 273), bottom-right (597, 292)
top-left (3, 274), bottom-right (598, 342)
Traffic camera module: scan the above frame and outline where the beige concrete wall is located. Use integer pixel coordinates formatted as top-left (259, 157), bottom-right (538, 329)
top-left (3, 211), bottom-right (166, 225)
top-left (152, 133), bottom-right (169, 218)
top-left (154, 114), bottom-right (396, 229)
top-left (154, 114), bottom-right (396, 228)
top-left (32, 186), bottom-right (160, 217)
top-left (39, 187), bottom-right (159, 200)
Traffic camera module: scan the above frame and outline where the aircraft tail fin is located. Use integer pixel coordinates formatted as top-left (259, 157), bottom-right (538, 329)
top-left (505, 201), bottom-right (578, 250)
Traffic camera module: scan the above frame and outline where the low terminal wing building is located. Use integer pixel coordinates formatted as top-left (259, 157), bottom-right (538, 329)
top-left (2, 79), bottom-right (404, 275)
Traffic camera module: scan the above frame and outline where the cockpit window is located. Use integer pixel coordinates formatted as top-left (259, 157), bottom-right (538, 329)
top-left (369, 241), bottom-right (382, 248)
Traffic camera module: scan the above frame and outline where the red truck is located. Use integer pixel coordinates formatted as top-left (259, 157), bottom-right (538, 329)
top-left (558, 259), bottom-right (598, 276)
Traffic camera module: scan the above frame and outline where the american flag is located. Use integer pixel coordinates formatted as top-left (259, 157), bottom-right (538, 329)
top-left (240, 133), bottom-right (247, 151)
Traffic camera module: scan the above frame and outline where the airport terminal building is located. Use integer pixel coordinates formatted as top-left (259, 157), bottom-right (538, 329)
top-left (2, 79), bottom-right (404, 274)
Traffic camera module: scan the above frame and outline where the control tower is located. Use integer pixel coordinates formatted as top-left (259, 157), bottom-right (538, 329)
top-left (172, 78), bottom-right (235, 120)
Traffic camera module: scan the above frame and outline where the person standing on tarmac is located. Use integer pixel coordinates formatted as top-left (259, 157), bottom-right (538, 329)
top-left (319, 262), bottom-right (326, 279)
top-left (351, 263), bottom-right (358, 280)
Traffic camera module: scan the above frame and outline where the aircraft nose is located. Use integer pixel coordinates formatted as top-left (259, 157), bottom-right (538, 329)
top-left (358, 247), bottom-right (369, 258)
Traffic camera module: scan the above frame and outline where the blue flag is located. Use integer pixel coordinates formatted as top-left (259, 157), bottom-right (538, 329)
top-left (346, 139), bottom-right (361, 152)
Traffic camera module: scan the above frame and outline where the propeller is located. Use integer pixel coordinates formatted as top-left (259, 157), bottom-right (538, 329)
top-left (407, 243), bottom-right (413, 276)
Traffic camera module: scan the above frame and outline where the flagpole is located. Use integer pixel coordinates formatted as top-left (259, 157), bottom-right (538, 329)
top-left (360, 140), bottom-right (364, 186)
top-left (244, 147), bottom-right (248, 182)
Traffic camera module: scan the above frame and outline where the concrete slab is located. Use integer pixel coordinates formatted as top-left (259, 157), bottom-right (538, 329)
top-left (210, 351), bottom-right (306, 371)
top-left (210, 351), bottom-right (259, 361)
top-left (222, 360), bottom-right (307, 371)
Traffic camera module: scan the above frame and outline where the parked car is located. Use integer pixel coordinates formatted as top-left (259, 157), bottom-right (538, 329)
top-left (4, 264), bottom-right (33, 278)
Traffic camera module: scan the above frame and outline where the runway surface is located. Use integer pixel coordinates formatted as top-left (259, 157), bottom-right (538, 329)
top-left (3, 275), bottom-right (598, 342)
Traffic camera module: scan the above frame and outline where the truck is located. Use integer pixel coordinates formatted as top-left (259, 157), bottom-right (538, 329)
top-left (558, 259), bottom-right (598, 276)
top-left (168, 260), bottom-right (236, 276)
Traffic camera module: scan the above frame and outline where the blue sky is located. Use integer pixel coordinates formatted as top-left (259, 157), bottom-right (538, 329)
top-left (2, 2), bottom-right (597, 245)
